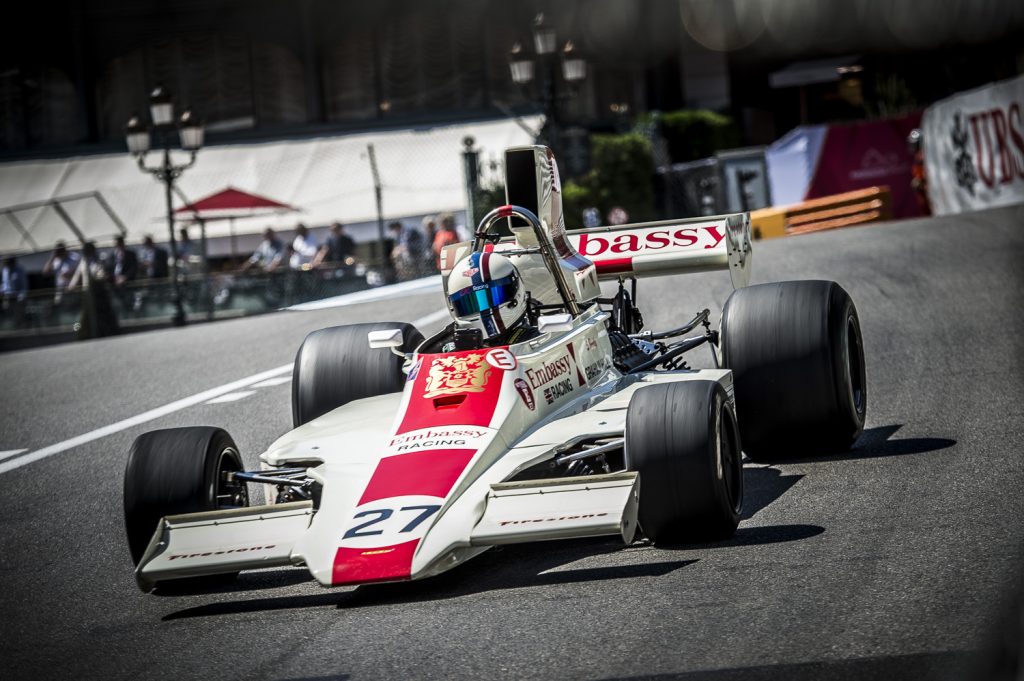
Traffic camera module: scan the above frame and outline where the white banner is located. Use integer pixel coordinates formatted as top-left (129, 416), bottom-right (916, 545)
top-left (922, 75), bottom-right (1024, 216)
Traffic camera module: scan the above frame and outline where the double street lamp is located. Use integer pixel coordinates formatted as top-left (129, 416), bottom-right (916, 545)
top-left (125, 86), bottom-right (204, 327)
top-left (508, 14), bottom-right (588, 158)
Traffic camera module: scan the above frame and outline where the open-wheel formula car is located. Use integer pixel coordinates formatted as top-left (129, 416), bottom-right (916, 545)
top-left (124, 145), bottom-right (867, 592)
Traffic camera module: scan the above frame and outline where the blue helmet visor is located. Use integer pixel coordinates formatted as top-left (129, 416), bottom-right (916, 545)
top-left (449, 274), bottom-right (517, 317)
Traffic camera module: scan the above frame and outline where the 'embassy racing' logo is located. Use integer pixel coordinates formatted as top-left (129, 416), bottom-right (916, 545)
top-left (525, 352), bottom-right (578, 406)
top-left (389, 428), bottom-right (488, 452)
top-left (525, 355), bottom-right (574, 390)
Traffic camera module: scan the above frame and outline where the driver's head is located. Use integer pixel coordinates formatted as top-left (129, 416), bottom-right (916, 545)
top-left (447, 252), bottom-right (526, 340)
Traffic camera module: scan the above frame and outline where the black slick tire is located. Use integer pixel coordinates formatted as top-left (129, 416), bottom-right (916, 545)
top-left (720, 280), bottom-right (867, 461)
top-left (123, 427), bottom-right (248, 567)
top-left (291, 321), bottom-right (424, 427)
top-left (625, 380), bottom-right (743, 543)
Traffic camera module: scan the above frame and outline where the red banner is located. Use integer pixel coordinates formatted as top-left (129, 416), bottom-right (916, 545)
top-left (805, 113), bottom-right (925, 219)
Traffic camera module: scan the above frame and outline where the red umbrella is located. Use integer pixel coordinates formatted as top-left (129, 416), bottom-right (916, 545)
top-left (173, 186), bottom-right (301, 258)
top-left (174, 186), bottom-right (298, 218)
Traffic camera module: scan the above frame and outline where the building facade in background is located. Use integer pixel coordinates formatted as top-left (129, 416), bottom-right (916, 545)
top-left (2, 0), bottom-right (1021, 159)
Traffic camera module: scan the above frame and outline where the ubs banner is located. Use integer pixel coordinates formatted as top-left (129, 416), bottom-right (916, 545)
top-left (923, 75), bottom-right (1024, 216)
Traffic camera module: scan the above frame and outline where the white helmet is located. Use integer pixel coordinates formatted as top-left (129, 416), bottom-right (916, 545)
top-left (447, 251), bottom-right (527, 339)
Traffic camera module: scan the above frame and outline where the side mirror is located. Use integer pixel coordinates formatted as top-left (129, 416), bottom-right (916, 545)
top-left (537, 313), bottom-right (574, 334)
top-left (368, 328), bottom-right (404, 349)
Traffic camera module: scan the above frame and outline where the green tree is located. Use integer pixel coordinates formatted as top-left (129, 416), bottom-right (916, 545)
top-left (563, 133), bottom-right (656, 228)
top-left (646, 109), bottom-right (740, 163)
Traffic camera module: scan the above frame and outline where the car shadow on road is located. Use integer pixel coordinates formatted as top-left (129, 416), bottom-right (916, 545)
top-left (162, 519), bottom-right (823, 621)
top-left (159, 439), bottom-right (834, 620)
top-left (774, 424), bottom-right (956, 464)
top-left (741, 465), bottom-right (803, 519)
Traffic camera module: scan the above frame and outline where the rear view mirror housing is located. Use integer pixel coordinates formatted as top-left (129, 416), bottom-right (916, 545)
top-left (368, 328), bottom-right (404, 349)
top-left (537, 313), bottom-right (574, 334)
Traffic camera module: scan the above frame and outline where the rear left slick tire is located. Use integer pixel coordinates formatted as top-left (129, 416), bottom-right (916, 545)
top-left (626, 380), bottom-right (742, 543)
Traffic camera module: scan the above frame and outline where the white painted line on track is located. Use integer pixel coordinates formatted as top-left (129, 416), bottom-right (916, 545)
top-left (286, 276), bottom-right (441, 312)
top-left (0, 449), bottom-right (28, 461)
top-left (205, 390), bottom-right (258, 404)
top-left (0, 308), bottom-right (451, 476)
top-left (0, 363), bottom-right (293, 476)
top-left (250, 376), bottom-right (293, 388)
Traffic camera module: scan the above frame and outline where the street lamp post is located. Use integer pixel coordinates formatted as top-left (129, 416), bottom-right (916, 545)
top-left (508, 14), bottom-right (587, 162)
top-left (124, 86), bottom-right (204, 327)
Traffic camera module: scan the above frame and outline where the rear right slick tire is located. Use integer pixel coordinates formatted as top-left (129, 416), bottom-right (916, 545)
top-left (721, 280), bottom-right (867, 461)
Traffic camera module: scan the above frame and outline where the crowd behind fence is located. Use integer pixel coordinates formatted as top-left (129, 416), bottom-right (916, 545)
top-left (0, 209), bottom-right (472, 340)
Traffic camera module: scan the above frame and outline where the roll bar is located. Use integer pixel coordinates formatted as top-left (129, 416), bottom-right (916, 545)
top-left (473, 205), bottom-right (580, 317)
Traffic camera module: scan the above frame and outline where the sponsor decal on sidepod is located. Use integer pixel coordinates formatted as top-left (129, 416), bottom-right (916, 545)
top-left (514, 378), bottom-right (535, 411)
top-left (485, 347), bottom-right (517, 370)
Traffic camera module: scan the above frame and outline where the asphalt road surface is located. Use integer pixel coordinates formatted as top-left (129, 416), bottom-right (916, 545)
top-left (1, 205), bottom-right (1022, 680)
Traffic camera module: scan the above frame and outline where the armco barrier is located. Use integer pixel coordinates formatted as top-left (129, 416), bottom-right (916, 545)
top-left (751, 186), bottom-right (892, 239)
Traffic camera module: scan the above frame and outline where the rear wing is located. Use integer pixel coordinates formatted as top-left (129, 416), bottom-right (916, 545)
top-left (567, 213), bottom-right (752, 288)
top-left (440, 145), bottom-right (752, 306)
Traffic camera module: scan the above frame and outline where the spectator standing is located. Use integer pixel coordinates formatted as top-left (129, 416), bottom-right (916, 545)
top-left (241, 228), bottom-right (284, 272)
top-left (176, 227), bottom-right (194, 273)
top-left (314, 222), bottom-right (356, 267)
top-left (139, 236), bottom-right (169, 279)
top-left (432, 214), bottom-right (460, 269)
top-left (67, 242), bottom-right (119, 337)
top-left (388, 221), bottom-right (425, 280)
top-left (42, 241), bottom-right (81, 301)
top-left (421, 216), bottom-right (438, 271)
top-left (290, 223), bottom-right (318, 270)
top-left (1, 255), bottom-right (28, 324)
top-left (107, 236), bottom-right (138, 287)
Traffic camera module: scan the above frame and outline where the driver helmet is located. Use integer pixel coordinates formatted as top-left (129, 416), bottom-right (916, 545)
top-left (447, 252), bottom-right (527, 339)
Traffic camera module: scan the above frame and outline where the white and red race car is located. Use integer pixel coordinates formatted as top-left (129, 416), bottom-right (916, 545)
top-left (123, 145), bottom-right (867, 592)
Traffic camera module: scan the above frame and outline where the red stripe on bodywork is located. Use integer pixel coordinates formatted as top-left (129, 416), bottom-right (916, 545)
top-left (397, 350), bottom-right (505, 433)
top-left (358, 448), bottom-right (476, 505)
top-left (332, 539), bottom-right (419, 585)
top-left (593, 257), bottom-right (633, 275)
top-left (566, 343), bottom-right (586, 386)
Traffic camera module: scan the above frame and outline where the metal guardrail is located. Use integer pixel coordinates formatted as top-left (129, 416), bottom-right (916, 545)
top-left (750, 186), bottom-right (893, 239)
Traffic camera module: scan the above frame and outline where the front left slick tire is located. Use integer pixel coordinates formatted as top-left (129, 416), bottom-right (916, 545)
top-left (123, 426), bottom-right (248, 567)
top-left (626, 380), bottom-right (743, 543)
